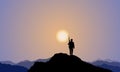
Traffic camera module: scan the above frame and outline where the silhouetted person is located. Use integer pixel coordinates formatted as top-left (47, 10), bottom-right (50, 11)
top-left (68, 38), bottom-right (75, 55)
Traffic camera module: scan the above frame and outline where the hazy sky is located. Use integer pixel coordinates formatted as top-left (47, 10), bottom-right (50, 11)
top-left (0, 0), bottom-right (120, 62)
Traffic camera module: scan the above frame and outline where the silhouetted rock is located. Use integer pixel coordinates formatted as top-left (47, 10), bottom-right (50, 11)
top-left (28, 53), bottom-right (111, 72)
top-left (0, 63), bottom-right (27, 72)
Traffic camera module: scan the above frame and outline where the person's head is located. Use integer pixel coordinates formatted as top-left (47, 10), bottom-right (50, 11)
top-left (71, 39), bottom-right (73, 42)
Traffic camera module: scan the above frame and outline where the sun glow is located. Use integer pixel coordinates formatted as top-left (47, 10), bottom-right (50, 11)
top-left (56, 30), bottom-right (69, 42)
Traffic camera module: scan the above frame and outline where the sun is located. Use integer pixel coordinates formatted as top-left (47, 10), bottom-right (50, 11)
top-left (56, 30), bottom-right (69, 42)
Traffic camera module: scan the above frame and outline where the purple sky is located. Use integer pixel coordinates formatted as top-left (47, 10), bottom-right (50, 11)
top-left (0, 0), bottom-right (120, 62)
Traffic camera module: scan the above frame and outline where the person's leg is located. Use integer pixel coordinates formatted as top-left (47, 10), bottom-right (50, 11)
top-left (71, 48), bottom-right (73, 55)
top-left (69, 48), bottom-right (71, 55)
top-left (70, 48), bottom-right (73, 55)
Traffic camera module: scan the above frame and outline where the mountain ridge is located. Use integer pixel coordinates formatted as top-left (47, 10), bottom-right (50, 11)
top-left (28, 53), bottom-right (111, 72)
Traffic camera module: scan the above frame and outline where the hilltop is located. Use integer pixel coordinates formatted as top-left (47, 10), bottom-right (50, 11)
top-left (28, 53), bottom-right (111, 72)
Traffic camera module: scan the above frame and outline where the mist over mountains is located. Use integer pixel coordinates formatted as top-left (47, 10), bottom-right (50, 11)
top-left (0, 58), bottom-right (49, 69)
top-left (92, 60), bottom-right (120, 72)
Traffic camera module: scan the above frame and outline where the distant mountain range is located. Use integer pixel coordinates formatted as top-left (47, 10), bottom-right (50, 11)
top-left (92, 60), bottom-right (120, 72)
top-left (0, 63), bottom-right (27, 72)
top-left (17, 59), bottom-right (50, 69)
top-left (0, 61), bottom-right (15, 65)
top-left (1, 57), bottom-right (120, 72)
top-left (0, 58), bottom-right (49, 69)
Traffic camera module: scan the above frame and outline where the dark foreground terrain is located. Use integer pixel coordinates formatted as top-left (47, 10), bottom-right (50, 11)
top-left (28, 53), bottom-right (111, 72)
